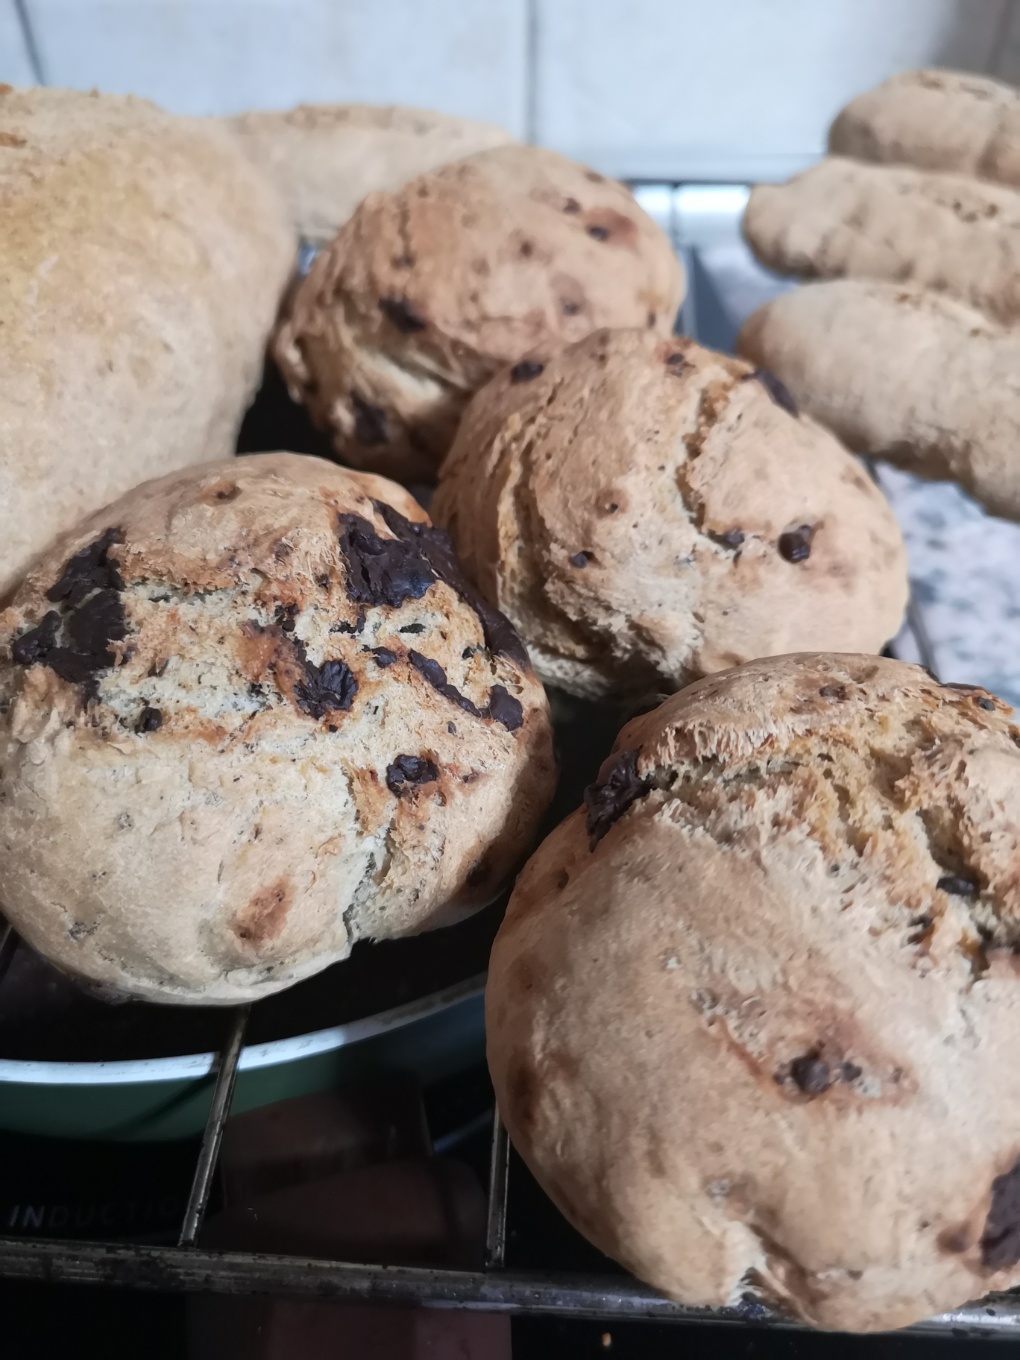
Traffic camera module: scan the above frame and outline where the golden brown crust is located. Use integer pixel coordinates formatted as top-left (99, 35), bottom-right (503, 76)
top-left (829, 69), bottom-right (1020, 186)
top-left (0, 454), bottom-right (554, 1004)
top-left (272, 145), bottom-right (685, 480)
top-left (225, 102), bottom-right (513, 244)
top-left (738, 278), bottom-right (1020, 521)
top-left (0, 85), bottom-right (296, 600)
top-left (487, 653), bottom-right (1020, 1331)
top-left (743, 156), bottom-right (1020, 325)
top-left (432, 329), bottom-right (908, 700)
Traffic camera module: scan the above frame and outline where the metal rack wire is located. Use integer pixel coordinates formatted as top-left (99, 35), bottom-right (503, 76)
top-left (0, 596), bottom-right (1017, 1335)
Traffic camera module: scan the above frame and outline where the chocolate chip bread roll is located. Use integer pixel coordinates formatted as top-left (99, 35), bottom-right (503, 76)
top-left (225, 103), bottom-right (513, 244)
top-left (0, 85), bottom-right (295, 600)
top-left (488, 653), bottom-right (1020, 1332)
top-left (743, 156), bottom-right (1020, 326)
top-left (432, 329), bottom-right (907, 701)
top-left (273, 145), bottom-right (685, 480)
top-left (739, 278), bottom-right (1020, 521)
top-left (829, 69), bottom-right (1020, 185)
top-left (0, 455), bottom-right (554, 1004)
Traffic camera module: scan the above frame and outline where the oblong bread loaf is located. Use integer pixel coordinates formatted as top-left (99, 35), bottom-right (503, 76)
top-left (0, 85), bottom-right (295, 599)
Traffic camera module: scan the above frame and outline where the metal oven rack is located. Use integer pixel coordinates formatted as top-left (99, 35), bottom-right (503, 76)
top-left (0, 596), bottom-right (1017, 1337)
top-left (0, 190), bottom-right (1018, 1337)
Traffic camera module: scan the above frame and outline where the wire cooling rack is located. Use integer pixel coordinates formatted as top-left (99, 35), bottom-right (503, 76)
top-left (0, 189), bottom-right (1017, 1337)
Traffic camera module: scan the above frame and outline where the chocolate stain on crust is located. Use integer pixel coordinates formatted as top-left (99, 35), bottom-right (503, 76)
top-left (11, 528), bottom-right (127, 698)
top-left (584, 748), bottom-right (653, 848)
top-left (232, 878), bottom-right (292, 946)
top-left (407, 651), bottom-right (523, 732)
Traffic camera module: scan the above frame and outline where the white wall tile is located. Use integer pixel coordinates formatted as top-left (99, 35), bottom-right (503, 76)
top-left (990, 0), bottom-right (1020, 83)
top-left (534, 0), bottom-right (1010, 180)
top-left (0, 2), bottom-right (36, 85)
top-left (24, 0), bottom-right (528, 132)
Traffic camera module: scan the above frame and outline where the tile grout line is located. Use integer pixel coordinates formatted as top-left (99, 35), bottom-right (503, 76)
top-left (524, 0), bottom-right (539, 144)
top-left (12, 0), bottom-right (46, 84)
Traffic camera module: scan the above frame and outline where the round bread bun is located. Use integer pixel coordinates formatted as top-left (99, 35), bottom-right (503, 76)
top-left (225, 102), bottom-right (513, 245)
top-left (431, 329), bottom-right (908, 701)
top-left (0, 84), bottom-right (295, 601)
top-left (0, 454), bottom-right (554, 1005)
top-left (487, 653), bottom-right (1020, 1332)
top-left (272, 145), bottom-right (685, 481)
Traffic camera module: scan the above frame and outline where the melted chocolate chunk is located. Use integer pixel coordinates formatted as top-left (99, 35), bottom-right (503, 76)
top-left (587, 224), bottom-right (610, 241)
top-left (373, 502), bottom-right (531, 671)
top-left (981, 1159), bottom-right (1020, 1269)
top-left (569, 552), bottom-right (590, 568)
top-left (790, 1053), bottom-right (831, 1095)
top-left (937, 874), bottom-right (980, 898)
top-left (778, 525), bottom-right (815, 563)
top-left (399, 622), bottom-right (426, 633)
top-left (386, 754), bottom-right (439, 796)
top-left (332, 613), bottom-right (365, 635)
top-left (584, 749), bottom-right (652, 848)
top-left (745, 367), bottom-right (799, 417)
top-left (510, 360), bottom-right (545, 383)
top-left (136, 706), bottom-right (163, 734)
top-left (407, 651), bottom-right (522, 731)
top-left (486, 685), bottom-right (524, 732)
top-left (379, 295), bottom-right (427, 333)
top-left (371, 647), bottom-right (397, 667)
top-left (709, 528), bottom-right (744, 550)
top-left (292, 643), bottom-right (358, 720)
top-left (46, 527), bottom-right (124, 604)
top-left (665, 351), bottom-right (689, 372)
top-left (840, 1061), bottom-right (863, 1083)
top-left (337, 513), bottom-right (436, 608)
top-left (19, 529), bottom-right (129, 697)
top-left (11, 611), bottom-right (60, 666)
top-left (351, 393), bottom-right (389, 446)
top-left (976, 696), bottom-right (997, 711)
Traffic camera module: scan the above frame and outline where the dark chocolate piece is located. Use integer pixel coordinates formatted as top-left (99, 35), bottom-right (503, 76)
top-left (378, 295), bottom-right (427, 333)
top-left (790, 1053), bottom-right (831, 1095)
top-left (744, 367), bottom-right (799, 417)
top-left (11, 611), bottom-right (60, 666)
top-left (136, 706), bottom-right (163, 734)
top-left (937, 874), bottom-right (980, 898)
top-left (337, 513), bottom-right (435, 609)
top-left (351, 393), bottom-right (389, 446)
top-left (587, 224), bottom-right (610, 241)
top-left (292, 642), bottom-right (358, 720)
top-left (569, 552), bottom-right (590, 568)
top-left (584, 749), bottom-right (652, 848)
top-left (407, 651), bottom-right (522, 731)
top-left (46, 527), bottom-right (124, 604)
top-left (977, 696), bottom-right (997, 711)
top-left (385, 754), bottom-right (439, 796)
top-left (485, 684), bottom-right (524, 732)
top-left (709, 528), bottom-right (744, 550)
top-left (510, 360), bottom-right (545, 383)
top-left (778, 525), bottom-right (815, 563)
top-left (372, 501), bottom-right (531, 671)
top-left (840, 1061), bottom-right (863, 1083)
top-left (981, 1159), bottom-right (1020, 1269)
top-left (370, 647), bottom-right (397, 667)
